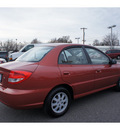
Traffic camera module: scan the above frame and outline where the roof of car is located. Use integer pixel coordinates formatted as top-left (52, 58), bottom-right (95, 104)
top-left (33, 43), bottom-right (92, 48)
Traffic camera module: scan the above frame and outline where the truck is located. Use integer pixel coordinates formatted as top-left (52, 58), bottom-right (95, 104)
top-left (8, 43), bottom-right (42, 61)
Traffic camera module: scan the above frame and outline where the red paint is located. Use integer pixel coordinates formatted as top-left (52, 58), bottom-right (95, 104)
top-left (0, 44), bottom-right (119, 109)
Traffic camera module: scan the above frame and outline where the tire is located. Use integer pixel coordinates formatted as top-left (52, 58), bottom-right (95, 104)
top-left (44, 87), bottom-right (71, 117)
top-left (117, 56), bottom-right (120, 60)
top-left (114, 79), bottom-right (120, 91)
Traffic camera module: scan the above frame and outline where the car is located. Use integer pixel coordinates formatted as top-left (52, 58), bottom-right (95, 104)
top-left (0, 58), bottom-right (6, 64)
top-left (0, 43), bottom-right (119, 117)
top-left (8, 43), bottom-right (41, 61)
top-left (0, 51), bottom-right (8, 61)
top-left (105, 49), bottom-right (120, 59)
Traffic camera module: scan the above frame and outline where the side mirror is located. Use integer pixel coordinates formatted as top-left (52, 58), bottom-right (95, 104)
top-left (109, 59), bottom-right (117, 64)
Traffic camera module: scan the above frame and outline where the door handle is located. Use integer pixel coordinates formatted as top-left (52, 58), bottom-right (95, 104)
top-left (63, 72), bottom-right (70, 75)
top-left (96, 70), bottom-right (101, 73)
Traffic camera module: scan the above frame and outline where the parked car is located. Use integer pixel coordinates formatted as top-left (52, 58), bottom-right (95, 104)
top-left (8, 43), bottom-right (41, 61)
top-left (0, 43), bottom-right (119, 117)
top-left (105, 49), bottom-right (120, 59)
top-left (0, 51), bottom-right (8, 61)
top-left (0, 58), bottom-right (6, 63)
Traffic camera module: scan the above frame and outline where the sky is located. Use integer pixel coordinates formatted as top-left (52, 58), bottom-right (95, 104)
top-left (0, 7), bottom-right (120, 45)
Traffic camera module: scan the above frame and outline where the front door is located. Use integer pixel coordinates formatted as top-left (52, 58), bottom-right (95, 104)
top-left (85, 47), bottom-right (119, 90)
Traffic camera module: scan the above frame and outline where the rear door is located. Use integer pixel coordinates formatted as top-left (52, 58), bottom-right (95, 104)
top-left (84, 47), bottom-right (119, 90)
top-left (58, 46), bottom-right (95, 95)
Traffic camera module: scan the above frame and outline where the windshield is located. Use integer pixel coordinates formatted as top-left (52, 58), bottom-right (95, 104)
top-left (17, 46), bottom-right (54, 62)
top-left (20, 45), bottom-right (34, 52)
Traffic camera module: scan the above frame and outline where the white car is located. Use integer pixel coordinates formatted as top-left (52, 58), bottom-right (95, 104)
top-left (8, 43), bottom-right (42, 61)
top-left (0, 58), bottom-right (6, 63)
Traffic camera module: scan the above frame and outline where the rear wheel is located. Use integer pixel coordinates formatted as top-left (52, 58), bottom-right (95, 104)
top-left (44, 87), bottom-right (71, 117)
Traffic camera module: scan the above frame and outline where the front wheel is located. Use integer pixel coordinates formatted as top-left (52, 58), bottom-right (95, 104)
top-left (114, 79), bottom-right (120, 91)
top-left (44, 87), bottom-right (71, 117)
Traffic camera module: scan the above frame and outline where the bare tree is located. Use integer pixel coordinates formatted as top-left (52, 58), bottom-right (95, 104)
top-left (102, 33), bottom-right (119, 46)
top-left (49, 36), bottom-right (72, 43)
top-left (93, 39), bottom-right (100, 46)
top-left (0, 40), bottom-right (25, 52)
top-left (31, 38), bottom-right (41, 44)
top-left (49, 38), bottom-right (57, 43)
top-left (93, 33), bottom-right (119, 46)
top-left (2, 40), bottom-right (18, 52)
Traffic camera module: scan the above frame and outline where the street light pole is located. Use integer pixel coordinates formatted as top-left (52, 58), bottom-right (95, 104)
top-left (108, 25), bottom-right (116, 49)
top-left (75, 37), bottom-right (80, 44)
top-left (81, 28), bottom-right (87, 44)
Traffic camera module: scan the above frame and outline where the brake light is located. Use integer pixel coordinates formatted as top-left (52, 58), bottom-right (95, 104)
top-left (8, 70), bottom-right (32, 84)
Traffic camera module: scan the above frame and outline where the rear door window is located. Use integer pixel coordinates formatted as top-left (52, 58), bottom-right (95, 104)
top-left (59, 47), bottom-right (88, 65)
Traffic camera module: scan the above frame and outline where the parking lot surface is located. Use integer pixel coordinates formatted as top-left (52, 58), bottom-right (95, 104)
top-left (0, 88), bottom-right (120, 122)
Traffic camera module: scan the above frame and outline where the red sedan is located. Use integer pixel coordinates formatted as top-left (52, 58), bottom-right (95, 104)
top-left (105, 49), bottom-right (120, 59)
top-left (0, 43), bottom-right (119, 117)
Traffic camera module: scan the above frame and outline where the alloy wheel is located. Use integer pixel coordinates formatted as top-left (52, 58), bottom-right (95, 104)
top-left (51, 92), bottom-right (68, 114)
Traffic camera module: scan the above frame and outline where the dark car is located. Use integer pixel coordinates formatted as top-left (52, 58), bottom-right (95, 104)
top-left (105, 49), bottom-right (120, 59)
top-left (0, 51), bottom-right (8, 61)
top-left (0, 44), bottom-right (119, 117)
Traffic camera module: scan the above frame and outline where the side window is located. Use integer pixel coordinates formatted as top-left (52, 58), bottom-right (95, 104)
top-left (85, 48), bottom-right (109, 64)
top-left (116, 50), bottom-right (120, 53)
top-left (59, 47), bottom-right (88, 64)
top-left (106, 50), bottom-right (111, 54)
top-left (111, 50), bottom-right (115, 53)
top-left (58, 51), bottom-right (67, 64)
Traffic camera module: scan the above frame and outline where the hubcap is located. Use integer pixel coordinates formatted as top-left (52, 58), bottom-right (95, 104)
top-left (51, 92), bottom-right (68, 114)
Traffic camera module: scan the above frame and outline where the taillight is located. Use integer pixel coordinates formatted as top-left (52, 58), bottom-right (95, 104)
top-left (8, 70), bottom-right (32, 84)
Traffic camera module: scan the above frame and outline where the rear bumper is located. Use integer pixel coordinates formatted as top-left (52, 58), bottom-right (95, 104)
top-left (0, 86), bottom-right (44, 109)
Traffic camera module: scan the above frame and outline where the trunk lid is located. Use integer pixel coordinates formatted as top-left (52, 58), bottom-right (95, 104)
top-left (0, 61), bottom-right (38, 88)
top-left (0, 61), bottom-right (38, 72)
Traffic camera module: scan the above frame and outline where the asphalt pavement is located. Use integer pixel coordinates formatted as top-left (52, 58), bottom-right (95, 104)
top-left (0, 87), bottom-right (120, 122)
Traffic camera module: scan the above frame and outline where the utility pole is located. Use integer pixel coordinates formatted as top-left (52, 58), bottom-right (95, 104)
top-left (16, 39), bottom-right (18, 51)
top-left (81, 28), bottom-right (87, 44)
top-left (108, 25), bottom-right (116, 49)
top-left (75, 37), bottom-right (80, 44)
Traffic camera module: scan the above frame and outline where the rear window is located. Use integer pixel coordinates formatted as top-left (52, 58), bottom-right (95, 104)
top-left (17, 46), bottom-right (54, 62)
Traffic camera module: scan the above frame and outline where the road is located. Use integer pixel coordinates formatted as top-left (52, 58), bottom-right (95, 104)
top-left (0, 87), bottom-right (120, 122)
